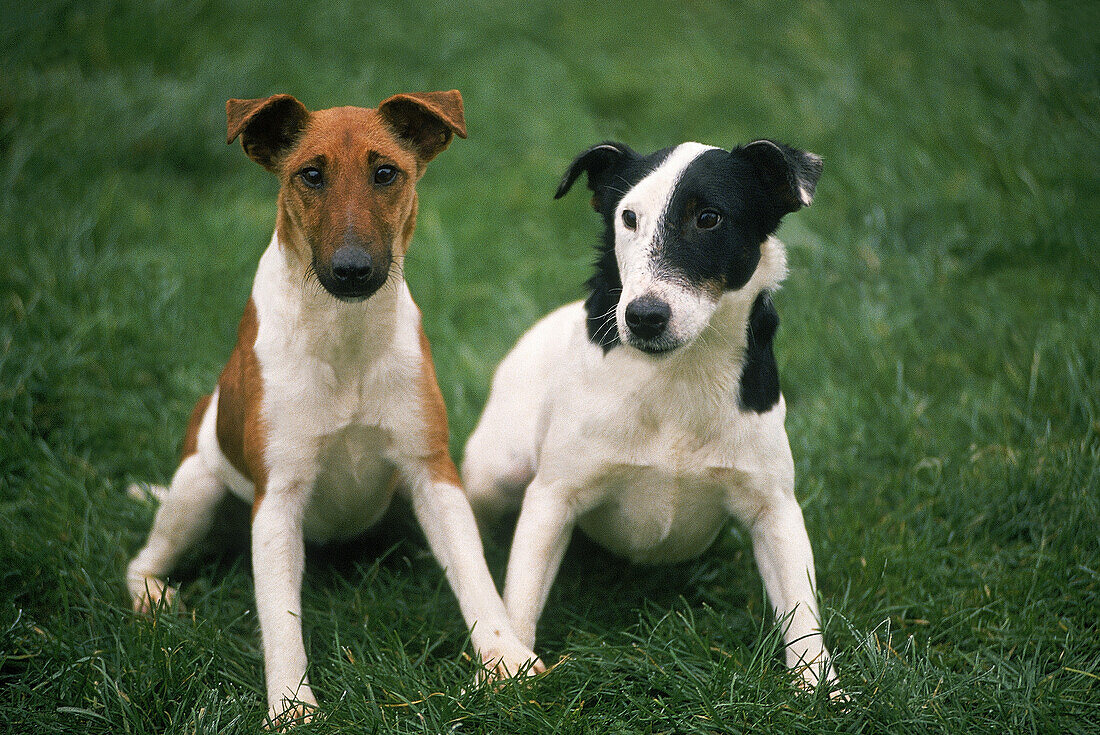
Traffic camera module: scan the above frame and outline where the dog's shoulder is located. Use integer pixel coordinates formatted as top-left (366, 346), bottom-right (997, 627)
top-left (494, 301), bottom-right (587, 374)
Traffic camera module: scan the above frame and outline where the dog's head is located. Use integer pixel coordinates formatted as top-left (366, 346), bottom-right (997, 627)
top-left (226, 91), bottom-right (466, 302)
top-left (557, 140), bottom-right (821, 354)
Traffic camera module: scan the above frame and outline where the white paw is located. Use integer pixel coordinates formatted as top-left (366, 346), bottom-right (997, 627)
top-left (266, 696), bottom-right (319, 731)
top-left (794, 659), bottom-right (845, 701)
top-left (476, 637), bottom-right (546, 682)
top-left (129, 576), bottom-right (179, 614)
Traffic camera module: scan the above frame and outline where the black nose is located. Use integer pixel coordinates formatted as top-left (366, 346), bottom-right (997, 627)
top-left (331, 246), bottom-right (373, 284)
top-left (624, 296), bottom-right (671, 340)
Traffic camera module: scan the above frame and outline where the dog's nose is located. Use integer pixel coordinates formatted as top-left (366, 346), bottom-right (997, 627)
top-left (625, 296), bottom-right (671, 340)
top-left (331, 246), bottom-right (373, 284)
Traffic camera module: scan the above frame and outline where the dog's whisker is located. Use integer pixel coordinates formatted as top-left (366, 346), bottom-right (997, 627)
top-left (593, 316), bottom-right (620, 344)
top-left (593, 304), bottom-right (619, 321)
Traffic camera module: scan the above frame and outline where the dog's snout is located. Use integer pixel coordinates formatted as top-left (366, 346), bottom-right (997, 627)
top-left (331, 246), bottom-right (374, 283)
top-left (625, 296), bottom-right (671, 341)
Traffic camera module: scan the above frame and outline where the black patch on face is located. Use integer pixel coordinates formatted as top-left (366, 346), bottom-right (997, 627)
top-left (739, 291), bottom-right (781, 413)
top-left (657, 148), bottom-right (793, 293)
top-left (555, 142), bottom-right (674, 352)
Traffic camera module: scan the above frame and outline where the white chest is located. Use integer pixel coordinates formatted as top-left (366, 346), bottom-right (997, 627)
top-left (577, 463), bottom-right (730, 564)
top-left (549, 348), bottom-right (790, 564)
top-left (303, 423), bottom-right (397, 544)
top-left (264, 353), bottom-right (421, 544)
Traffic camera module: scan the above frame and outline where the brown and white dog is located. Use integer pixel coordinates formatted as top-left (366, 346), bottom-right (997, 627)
top-left (126, 90), bottom-right (542, 728)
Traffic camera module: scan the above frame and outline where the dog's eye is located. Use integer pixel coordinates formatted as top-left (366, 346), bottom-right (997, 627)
top-left (373, 166), bottom-right (398, 186)
top-left (298, 167), bottom-right (324, 189)
top-left (696, 209), bottom-right (721, 230)
top-left (622, 209), bottom-right (637, 230)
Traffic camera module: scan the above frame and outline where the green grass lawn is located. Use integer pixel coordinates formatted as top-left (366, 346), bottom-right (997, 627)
top-left (2, 0), bottom-right (1098, 732)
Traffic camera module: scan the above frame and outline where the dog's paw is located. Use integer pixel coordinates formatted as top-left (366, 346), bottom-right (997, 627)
top-left (794, 661), bottom-right (846, 702)
top-left (476, 641), bottom-right (546, 683)
top-left (265, 700), bottom-right (318, 732)
top-left (129, 577), bottom-right (181, 615)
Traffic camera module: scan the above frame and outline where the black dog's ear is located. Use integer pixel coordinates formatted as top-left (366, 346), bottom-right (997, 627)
top-left (555, 142), bottom-right (635, 209)
top-left (226, 94), bottom-right (310, 172)
top-left (741, 140), bottom-right (823, 215)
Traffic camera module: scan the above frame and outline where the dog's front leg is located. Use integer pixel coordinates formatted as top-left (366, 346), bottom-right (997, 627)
top-left (744, 494), bottom-right (837, 692)
top-left (404, 464), bottom-right (545, 679)
top-left (251, 478), bottom-right (317, 729)
top-left (502, 477), bottom-right (576, 651)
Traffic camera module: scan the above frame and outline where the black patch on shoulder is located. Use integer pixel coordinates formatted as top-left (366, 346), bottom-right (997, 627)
top-left (739, 291), bottom-right (781, 413)
top-left (555, 143), bottom-right (674, 352)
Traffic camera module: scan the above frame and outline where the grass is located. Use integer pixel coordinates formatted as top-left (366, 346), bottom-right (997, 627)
top-left (1, 0), bottom-right (1097, 732)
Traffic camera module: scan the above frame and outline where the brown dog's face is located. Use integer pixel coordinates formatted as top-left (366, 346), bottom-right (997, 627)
top-left (226, 92), bottom-right (466, 301)
top-left (277, 106), bottom-right (419, 301)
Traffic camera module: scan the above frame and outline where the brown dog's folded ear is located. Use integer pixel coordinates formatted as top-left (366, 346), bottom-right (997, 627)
top-left (226, 94), bottom-right (309, 171)
top-left (377, 90), bottom-right (467, 164)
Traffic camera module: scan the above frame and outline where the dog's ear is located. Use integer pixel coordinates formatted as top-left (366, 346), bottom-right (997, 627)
top-left (226, 94), bottom-right (309, 172)
top-left (741, 140), bottom-right (823, 215)
top-left (555, 142), bottom-right (635, 211)
top-left (377, 90), bottom-right (467, 164)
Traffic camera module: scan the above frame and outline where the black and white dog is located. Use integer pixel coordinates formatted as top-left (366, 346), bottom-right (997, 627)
top-left (462, 139), bottom-right (837, 690)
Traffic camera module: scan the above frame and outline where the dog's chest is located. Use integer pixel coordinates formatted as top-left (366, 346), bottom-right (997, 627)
top-left (566, 366), bottom-right (776, 563)
top-left (577, 465), bottom-right (729, 564)
top-left (573, 399), bottom-right (744, 563)
top-left (304, 422), bottom-right (397, 543)
top-left (261, 336), bottom-right (421, 543)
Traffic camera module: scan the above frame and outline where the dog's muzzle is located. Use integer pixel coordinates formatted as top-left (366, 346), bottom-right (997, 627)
top-left (623, 296), bottom-right (678, 354)
top-left (332, 245), bottom-right (374, 286)
top-left (317, 246), bottom-right (389, 301)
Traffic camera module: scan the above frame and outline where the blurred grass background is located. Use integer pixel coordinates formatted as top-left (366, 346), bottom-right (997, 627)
top-left (1, 0), bottom-right (1097, 732)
